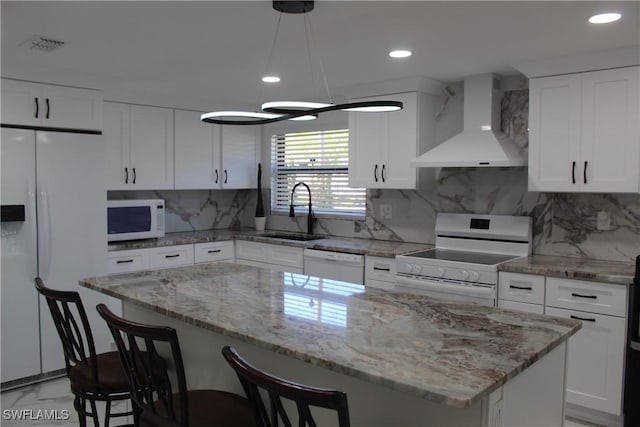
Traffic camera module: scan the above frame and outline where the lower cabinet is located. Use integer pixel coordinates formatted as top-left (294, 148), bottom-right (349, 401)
top-left (365, 256), bottom-right (396, 290)
top-left (107, 241), bottom-right (234, 274)
top-left (498, 272), bottom-right (628, 419)
top-left (234, 241), bottom-right (304, 274)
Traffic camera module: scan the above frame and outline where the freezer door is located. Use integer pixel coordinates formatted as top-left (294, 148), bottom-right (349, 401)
top-left (1, 128), bottom-right (41, 383)
top-left (36, 131), bottom-right (119, 373)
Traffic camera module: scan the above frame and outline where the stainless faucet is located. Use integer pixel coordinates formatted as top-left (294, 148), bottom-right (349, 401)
top-left (289, 182), bottom-right (315, 235)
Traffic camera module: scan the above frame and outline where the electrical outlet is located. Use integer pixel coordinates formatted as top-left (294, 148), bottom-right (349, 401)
top-left (596, 210), bottom-right (611, 231)
top-left (380, 204), bottom-right (392, 220)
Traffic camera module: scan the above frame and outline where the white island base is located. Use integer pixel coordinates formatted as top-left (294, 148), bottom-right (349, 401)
top-left (125, 303), bottom-right (568, 427)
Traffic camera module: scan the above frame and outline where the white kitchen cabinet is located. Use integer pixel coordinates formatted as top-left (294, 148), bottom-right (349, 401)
top-left (529, 66), bottom-right (639, 193)
top-left (545, 307), bottom-right (626, 416)
top-left (1, 79), bottom-right (103, 131)
top-left (365, 256), bottom-right (396, 290)
top-left (498, 299), bottom-right (544, 314)
top-left (174, 109), bottom-right (258, 189)
top-left (194, 241), bottom-right (234, 264)
top-left (148, 244), bottom-right (194, 269)
top-left (349, 92), bottom-right (435, 189)
top-left (219, 126), bottom-right (259, 189)
top-left (107, 248), bottom-right (150, 274)
top-left (235, 240), bottom-right (303, 273)
top-left (104, 102), bottom-right (174, 190)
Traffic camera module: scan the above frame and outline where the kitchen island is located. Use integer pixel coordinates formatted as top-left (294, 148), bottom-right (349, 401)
top-left (81, 262), bottom-right (580, 427)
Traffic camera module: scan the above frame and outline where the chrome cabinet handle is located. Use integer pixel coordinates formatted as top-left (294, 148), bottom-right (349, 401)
top-left (583, 161), bottom-right (588, 184)
top-left (117, 259), bottom-right (134, 264)
top-left (35, 98), bottom-right (39, 118)
top-left (571, 292), bottom-right (597, 299)
top-left (45, 98), bottom-right (50, 119)
top-left (374, 164), bottom-right (378, 182)
top-left (572, 161), bottom-right (576, 184)
top-left (208, 249), bottom-right (221, 254)
top-left (132, 168), bottom-right (136, 184)
top-left (381, 164), bottom-right (386, 182)
top-left (509, 285), bottom-right (533, 291)
top-left (215, 169), bottom-right (219, 184)
top-left (224, 169), bottom-right (228, 184)
top-left (165, 254), bottom-right (180, 259)
top-left (124, 167), bottom-right (129, 184)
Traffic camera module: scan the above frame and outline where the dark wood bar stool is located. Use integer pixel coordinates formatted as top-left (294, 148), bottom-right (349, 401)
top-left (34, 277), bottom-right (133, 427)
top-left (222, 345), bottom-right (351, 427)
top-left (96, 304), bottom-right (256, 427)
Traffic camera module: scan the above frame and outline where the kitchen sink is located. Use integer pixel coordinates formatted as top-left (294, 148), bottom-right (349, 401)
top-left (261, 232), bottom-right (326, 242)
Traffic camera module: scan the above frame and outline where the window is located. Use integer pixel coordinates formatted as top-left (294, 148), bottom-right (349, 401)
top-left (271, 129), bottom-right (365, 216)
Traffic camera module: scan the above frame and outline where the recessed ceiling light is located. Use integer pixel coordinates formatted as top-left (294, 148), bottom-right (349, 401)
top-left (261, 75), bottom-right (281, 83)
top-left (389, 50), bottom-right (412, 59)
top-left (588, 12), bottom-right (622, 24)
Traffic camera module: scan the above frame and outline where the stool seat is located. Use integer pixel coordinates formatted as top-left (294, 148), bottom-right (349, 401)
top-left (140, 390), bottom-right (255, 427)
top-left (69, 351), bottom-right (129, 394)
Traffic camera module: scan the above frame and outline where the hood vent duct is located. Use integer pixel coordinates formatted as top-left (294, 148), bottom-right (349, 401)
top-left (412, 73), bottom-right (526, 168)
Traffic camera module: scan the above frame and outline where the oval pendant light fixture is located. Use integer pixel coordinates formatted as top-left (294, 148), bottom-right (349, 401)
top-left (201, 1), bottom-right (403, 126)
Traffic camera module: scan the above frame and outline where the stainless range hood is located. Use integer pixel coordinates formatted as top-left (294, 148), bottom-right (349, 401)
top-left (411, 73), bottom-right (526, 168)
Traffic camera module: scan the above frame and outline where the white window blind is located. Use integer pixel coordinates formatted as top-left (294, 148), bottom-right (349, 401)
top-left (271, 129), bottom-right (365, 215)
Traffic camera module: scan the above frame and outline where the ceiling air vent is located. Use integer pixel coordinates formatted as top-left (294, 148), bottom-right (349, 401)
top-left (20, 35), bottom-right (65, 52)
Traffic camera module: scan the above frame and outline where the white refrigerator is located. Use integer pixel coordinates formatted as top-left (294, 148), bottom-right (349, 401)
top-left (1, 128), bottom-right (119, 384)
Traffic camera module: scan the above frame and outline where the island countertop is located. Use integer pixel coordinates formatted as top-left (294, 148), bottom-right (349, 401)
top-left (80, 262), bottom-right (580, 408)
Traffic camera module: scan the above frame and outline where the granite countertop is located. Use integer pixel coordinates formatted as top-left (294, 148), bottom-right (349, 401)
top-left (108, 230), bottom-right (433, 258)
top-left (499, 255), bottom-right (635, 285)
top-left (81, 262), bottom-right (580, 408)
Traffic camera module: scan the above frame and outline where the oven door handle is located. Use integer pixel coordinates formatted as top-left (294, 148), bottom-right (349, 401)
top-left (395, 275), bottom-right (495, 298)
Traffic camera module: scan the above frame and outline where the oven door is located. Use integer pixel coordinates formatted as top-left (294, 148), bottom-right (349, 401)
top-left (395, 274), bottom-right (496, 306)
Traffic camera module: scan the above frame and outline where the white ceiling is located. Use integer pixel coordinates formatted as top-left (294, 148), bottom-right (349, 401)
top-left (2, 1), bottom-right (639, 110)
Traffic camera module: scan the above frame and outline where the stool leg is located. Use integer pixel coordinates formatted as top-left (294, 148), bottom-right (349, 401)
top-left (104, 400), bottom-right (111, 427)
top-left (74, 395), bottom-right (87, 427)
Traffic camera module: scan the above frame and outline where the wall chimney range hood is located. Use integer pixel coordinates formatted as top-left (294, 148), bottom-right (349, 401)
top-left (411, 73), bottom-right (526, 168)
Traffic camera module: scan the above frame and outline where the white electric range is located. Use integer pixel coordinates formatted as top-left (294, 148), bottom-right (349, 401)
top-left (395, 213), bottom-right (532, 306)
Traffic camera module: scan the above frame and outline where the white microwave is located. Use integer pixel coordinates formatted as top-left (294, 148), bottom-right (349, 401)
top-left (107, 199), bottom-right (165, 242)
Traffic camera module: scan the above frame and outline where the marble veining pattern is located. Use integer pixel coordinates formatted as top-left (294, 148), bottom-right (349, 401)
top-left (80, 263), bottom-right (580, 408)
top-left (499, 255), bottom-right (635, 285)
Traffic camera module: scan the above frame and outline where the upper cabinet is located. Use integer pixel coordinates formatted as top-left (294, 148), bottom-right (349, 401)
top-left (174, 109), bottom-right (258, 190)
top-left (104, 102), bottom-right (174, 190)
top-left (1, 79), bottom-right (103, 131)
top-left (348, 92), bottom-right (435, 189)
top-left (529, 66), bottom-right (639, 193)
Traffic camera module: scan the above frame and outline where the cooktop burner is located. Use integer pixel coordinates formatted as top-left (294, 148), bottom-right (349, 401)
top-left (404, 249), bottom-right (520, 266)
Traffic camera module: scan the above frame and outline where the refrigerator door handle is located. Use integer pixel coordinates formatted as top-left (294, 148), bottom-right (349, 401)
top-left (28, 185), bottom-right (38, 267)
top-left (39, 188), bottom-right (53, 280)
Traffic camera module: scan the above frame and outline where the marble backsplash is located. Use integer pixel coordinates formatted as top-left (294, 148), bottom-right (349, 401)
top-left (109, 80), bottom-right (639, 262)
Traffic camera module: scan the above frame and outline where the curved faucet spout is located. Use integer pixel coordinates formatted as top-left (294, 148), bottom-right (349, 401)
top-left (289, 182), bottom-right (314, 234)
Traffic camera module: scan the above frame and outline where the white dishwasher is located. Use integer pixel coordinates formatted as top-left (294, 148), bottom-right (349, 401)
top-left (303, 249), bottom-right (364, 284)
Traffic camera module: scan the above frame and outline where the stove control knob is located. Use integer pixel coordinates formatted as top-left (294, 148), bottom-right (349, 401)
top-left (469, 271), bottom-right (480, 281)
top-left (411, 265), bottom-right (422, 274)
top-left (436, 267), bottom-right (445, 277)
top-left (402, 263), bottom-right (413, 273)
top-left (461, 270), bottom-right (470, 280)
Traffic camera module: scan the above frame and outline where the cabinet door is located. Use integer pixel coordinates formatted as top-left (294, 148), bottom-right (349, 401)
top-left (498, 299), bottom-right (544, 314)
top-left (528, 74), bottom-right (582, 192)
top-left (174, 109), bottom-right (220, 189)
top-left (581, 67), bottom-right (640, 193)
top-left (348, 106), bottom-right (387, 188)
top-left (545, 307), bottom-right (625, 416)
top-left (220, 126), bottom-right (258, 189)
top-left (1, 79), bottom-right (42, 127)
top-left (41, 84), bottom-right (103, 131)
top-left (385, 92), bottom-right (418, 189)
top-left (130, 105), bottom-right (174, 190)
top-left (104, 102), bottom-right (131, 190)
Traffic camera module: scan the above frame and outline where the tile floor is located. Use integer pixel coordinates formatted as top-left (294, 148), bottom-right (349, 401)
top-left (1, 377), bottom-right (130, 426)
top-left (2, 377), bottom-right (603, 426)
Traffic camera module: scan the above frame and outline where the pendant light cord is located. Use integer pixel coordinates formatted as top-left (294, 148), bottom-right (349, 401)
top-left (305, 12), bottom-right (333, 104)
top-left (265, 12), bottom-right (283, 76)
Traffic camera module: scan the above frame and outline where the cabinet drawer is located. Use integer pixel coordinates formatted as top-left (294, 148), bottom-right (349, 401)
top-left (366, 278), bottom-right (396, 291)
top-left (194, 241), bottom-right (234, 263)
top-left (108, 249), bottom-right (149, 273)
top-left (545, 277), bottom-right (627, 317)
top-left (235, 241), bottom-right (267, 263)
top-left (268, 245), bottom-right (304, 269)
top-left (498, 272), bottom-right (545, 305)
top-left (148, 245), bottom-right (194, 269)
top-left (498, 299), bottom-right (544, 315)
top-left (365, 256), bottom-right (396, 283)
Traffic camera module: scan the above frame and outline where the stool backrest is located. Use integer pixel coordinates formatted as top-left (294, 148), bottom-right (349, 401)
top-left (34, 277), bottom-right (98, 385)
top-left (222, 345), bottom-right (350, 427)
top-left (97, 304), bottom-right (188, 427)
